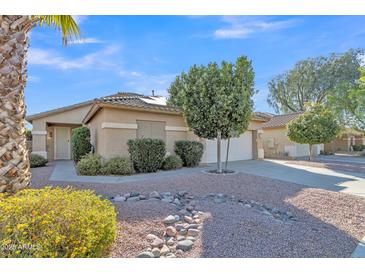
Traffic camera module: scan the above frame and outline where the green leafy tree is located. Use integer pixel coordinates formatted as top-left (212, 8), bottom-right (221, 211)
top-left (267, 49), bottom-right (363, 113)
top-left (168, 56), bottom-right (255, 173)
top-left (287, 104), bottom-right (341, 161)
top-left (329, 67), bottom-right (365, 131)
top-left (0, 16), bottom-right (79, 193)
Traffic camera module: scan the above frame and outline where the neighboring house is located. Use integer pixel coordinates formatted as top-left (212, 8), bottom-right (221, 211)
top-left (26, 92), bottom-right (270, 163)
top-left (324, 128), bottom-right (365, 152)
top-left (260, 112), bottom-right (323, 159)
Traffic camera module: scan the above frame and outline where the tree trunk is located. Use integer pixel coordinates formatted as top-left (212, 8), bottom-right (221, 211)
top-left (225, 137), bottom-right (230, 170)
top-left (0, 15), bottom-right (32, 193)
top-left (309, 144), bottom-right (313, 161)
top-left (217, 130), bottom-right (222, 173)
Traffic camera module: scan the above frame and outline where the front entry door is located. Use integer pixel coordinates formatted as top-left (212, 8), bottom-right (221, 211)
top-left (54, 127), bottom-right (71, 160)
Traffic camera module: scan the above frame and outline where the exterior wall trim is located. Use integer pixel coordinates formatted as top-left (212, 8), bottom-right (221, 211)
top-left (101, 122), bottom-right (138, 130)
top-left (165, 126), bottom-right (189, 132)
top-left (32, 131), bottom-right (47, 135)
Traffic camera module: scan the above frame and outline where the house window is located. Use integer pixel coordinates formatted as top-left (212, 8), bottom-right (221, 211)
top-left (137, 120), bottom-right (166, 141)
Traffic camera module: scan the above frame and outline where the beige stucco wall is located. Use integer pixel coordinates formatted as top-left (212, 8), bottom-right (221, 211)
top-left (30, 104), bottom-right (91, 160)
top-left (262, 127), bottom-right (323, 158)
top-left (262, 127), bottom-right (296, 158)
top-left (87, 107), bottom-right (195, 160)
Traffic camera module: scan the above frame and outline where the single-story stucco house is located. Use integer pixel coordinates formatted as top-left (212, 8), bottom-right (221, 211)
top-left (26, 92), bottom-right (271, 164)
top-left (260, 112), bottom-right (323, 159)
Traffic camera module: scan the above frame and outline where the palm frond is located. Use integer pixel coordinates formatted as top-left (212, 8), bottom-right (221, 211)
top-left (32, 15), bottom-right (80, 45)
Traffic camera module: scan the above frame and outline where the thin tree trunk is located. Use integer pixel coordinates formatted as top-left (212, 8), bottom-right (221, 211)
top-left (225, 137), bottom-right (230, 170)
top-left (217, 130), bottom-right (222, 173)
top-left (309, 144), bottom-right (313, 161)
top-left (0, 15), bottom-right (32, 193)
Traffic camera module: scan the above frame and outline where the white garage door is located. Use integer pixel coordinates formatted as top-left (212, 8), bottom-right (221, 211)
top-left (202, 131), bottom-right (253, 163)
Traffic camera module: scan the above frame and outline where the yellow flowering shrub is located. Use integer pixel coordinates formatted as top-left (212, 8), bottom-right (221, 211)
top-left (0, 187), bottom-right (117, 258)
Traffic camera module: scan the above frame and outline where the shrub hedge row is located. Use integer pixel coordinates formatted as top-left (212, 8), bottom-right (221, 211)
top-left (75, 139), bottom-right (203, 176)
top-left (174, 140), bottom-right (204, 167)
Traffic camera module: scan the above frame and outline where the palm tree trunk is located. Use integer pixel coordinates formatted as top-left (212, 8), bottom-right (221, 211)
top-left (0, 15), bottom-right (32, 193)
top-left (225, 137), bottom-right (230, 170)
top-left (217, 130), bottom-right (222, 173)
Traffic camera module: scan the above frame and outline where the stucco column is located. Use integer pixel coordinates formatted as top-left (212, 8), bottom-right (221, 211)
top-left (256, 129), bottom-right (264, 160)
top-left (31, 121), bottom-right (47, 159)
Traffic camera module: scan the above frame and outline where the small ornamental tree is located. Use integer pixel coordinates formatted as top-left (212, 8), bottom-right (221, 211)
top-left (287, 104), bottom-right (341, 161)
top-left (168, 56), bottom-right (255, 173)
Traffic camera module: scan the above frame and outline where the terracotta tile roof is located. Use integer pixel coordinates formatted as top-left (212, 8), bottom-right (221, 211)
top-left (260, 112), bottom-right (302, 129)
top-left (97, 92), bottom-right (180, 112)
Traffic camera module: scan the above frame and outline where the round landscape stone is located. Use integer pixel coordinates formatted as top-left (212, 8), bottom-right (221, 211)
top-left (187, 228), bottom-right (199, 237)
top-left (177, 240), bottom-right (194, 251)
top-left (149, 191), bottom-right (161, 199)
top-left (165, 226), bottom-right (177, 237)
top-left (151, 248), bottom-right (160, 258)
top-left (163, 215), bottom-right (176, 224)
top-left (151, 238), bottom-right (164, 248)
top-left (137, 251), bottom-right (154, 258)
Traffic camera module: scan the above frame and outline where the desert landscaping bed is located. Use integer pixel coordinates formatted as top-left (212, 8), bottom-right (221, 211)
top-left (31, 164), bottom-right (365, 257)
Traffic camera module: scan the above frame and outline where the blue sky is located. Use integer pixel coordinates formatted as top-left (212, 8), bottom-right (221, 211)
top-left (25, 15), bottom-right (365, 116)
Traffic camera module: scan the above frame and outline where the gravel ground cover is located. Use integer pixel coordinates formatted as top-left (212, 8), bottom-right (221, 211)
top-left (30, 164), bottom-right (365, 258)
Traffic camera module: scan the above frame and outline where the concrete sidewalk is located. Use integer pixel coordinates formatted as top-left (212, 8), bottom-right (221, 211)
top-left (49, 160), bottom-right (208, 184)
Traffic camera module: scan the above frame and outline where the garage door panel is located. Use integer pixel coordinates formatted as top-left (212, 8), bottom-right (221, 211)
top-left (202, 131), bottom-right (253, 163)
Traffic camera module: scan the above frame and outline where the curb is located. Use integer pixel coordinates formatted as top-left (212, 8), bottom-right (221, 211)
top-left (352, 236), bottom-right (365, 258)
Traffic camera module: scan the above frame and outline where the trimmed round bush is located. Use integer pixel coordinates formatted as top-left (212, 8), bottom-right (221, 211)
top-left (162, 155), bottom-right (183, 170)
top-left (71, 127), bottom-right (92, 162)
top-left (101, 157), bottom-right (134, 175)
top-left (29, 154), bottom-right (48, 168)
top-left (174, 140), bottom-right (204, 167)
top-left (76, 154), bottom-right (102, 176)
top-left (127, 138), bottom-right (166, 173)
top-left (0, 187), bottom-right (117, 258)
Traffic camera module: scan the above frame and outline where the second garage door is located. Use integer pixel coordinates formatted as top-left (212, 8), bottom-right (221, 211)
top-left (201, 130), bottom-right (253, 163)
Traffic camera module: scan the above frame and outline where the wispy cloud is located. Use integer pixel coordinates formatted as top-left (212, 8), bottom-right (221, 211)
top-left (72, 16), bottom-right (88, 25)
top-left (27, 75), bottom-right (40, 83)
top-left (121, 72), bottom-right (177, 96)
top-left (214, 16), bottom-right (298, 39)
top-left (28, 45), bottom-right (121, 70)
top-left (69, 37), bottom-right (105, 45)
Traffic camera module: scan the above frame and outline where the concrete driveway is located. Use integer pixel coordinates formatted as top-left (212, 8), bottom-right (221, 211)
top-left (49, 158), bottom-right (365, 198)
top-left (226, 159), bottom-right (365, 198)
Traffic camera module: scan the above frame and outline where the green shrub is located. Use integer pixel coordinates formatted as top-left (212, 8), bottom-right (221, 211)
top-left (25, 129), bottom-right (32, 141)
top-left (162, 155), bottom-right (183, 170)
top-left (29, 154), bottom-right (48, 168)
top-left (127, 138), bottom-right (166, 173)
top-left (0, 187), bottom-right (117, 258)
top-left (71, 127), bottom-right (92, 162)
top-left (352, 144), bottom-right (365, 151)
top-left (174, 140), bottom-right (204, 167)
top-left (320, 150), bottom-right (334, 155)
top-left (76, 154), bottom-right (102, 176)
top-left (101, 157), bottom-right (134, 175)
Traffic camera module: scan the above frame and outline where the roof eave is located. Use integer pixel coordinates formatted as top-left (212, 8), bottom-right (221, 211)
top-left (83, 101), bottom-right (182, 124)
top-left (26, 100), bottom-right (94, 123)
